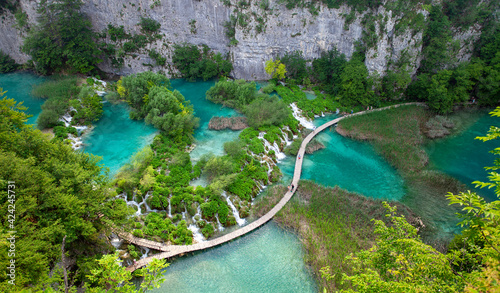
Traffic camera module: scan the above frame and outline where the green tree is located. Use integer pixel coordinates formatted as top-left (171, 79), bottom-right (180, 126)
top-left (280, 51), bottom-right (308, 82)
top-left (328, 203), bottom-right (465, 293)
top-left (172, 43), bottom-right (232, 81)
top-left (120, 71), bottom-right (170, 118)
top-left (0, 93), bottom-right (130, 290)
top-left (447, 107), bottom-right (500, 292)
top-left (22, 0), bottom-right (100, 75)
top-left (206, 79), bottom-right (259, 110)
top-left (244, 96), bottom-right (290, 128)
top-left (419, 5), bottom-right (454, 74)
top-left (265, 59), bottom-right (287, 80)
top-left (312, 48), bottom-right (347, 95)
top-left (86, 252), bottom-right (169, 292)
top-left (338, 59), bottom-right (374, 107)
top-left (0, 50), bottom-right (19, 73)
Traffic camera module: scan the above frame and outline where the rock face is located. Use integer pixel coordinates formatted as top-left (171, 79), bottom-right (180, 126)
top-left (0, 0), bottom-right (482, 79)
top-left (208, 116), bottom-right (248, 130)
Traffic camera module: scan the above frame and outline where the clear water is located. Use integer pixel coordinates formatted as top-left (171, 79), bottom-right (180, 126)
top-left (0, 72), bottom-right (47, 125)
top-left (279, 114), bottom-right (406, 200)
top-left (151, 222), bottom-right (317, 293)
top-left (427, 112), bottom-right (500, 201)
top-left (170, 79), bottom-right (241, 161)
top-left (82, 102), bottom-right (157, 175)
top-left (8, 73), bottom-right (496, 292)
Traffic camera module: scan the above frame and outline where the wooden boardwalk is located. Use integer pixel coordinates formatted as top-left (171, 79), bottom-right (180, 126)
top-left (124, 102), bottom-right (425, 272)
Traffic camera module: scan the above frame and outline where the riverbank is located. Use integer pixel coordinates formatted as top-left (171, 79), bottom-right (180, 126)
top-left (254, 180), bottom-right (422, 292)
top-left (336, 105), bottom-right (488, 248)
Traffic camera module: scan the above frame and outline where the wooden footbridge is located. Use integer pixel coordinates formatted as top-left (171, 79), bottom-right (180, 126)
top-left (123, 103), bottom-right (425, 272)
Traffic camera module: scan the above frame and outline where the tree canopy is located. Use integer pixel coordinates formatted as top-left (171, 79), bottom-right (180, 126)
top-left (0, 91), bottom-right (130, 291)
top-left (22, 0), bottom-right (100, 75)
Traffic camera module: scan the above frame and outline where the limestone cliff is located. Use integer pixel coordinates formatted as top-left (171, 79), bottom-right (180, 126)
top-left (0, 0), bottom-right (482, 79)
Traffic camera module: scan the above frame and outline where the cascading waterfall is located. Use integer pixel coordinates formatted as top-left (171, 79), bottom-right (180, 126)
top-left (110, 233), bottom-right (123, 249)
top-left (290, 103), bottom-right (315, 129)
top-left (117, 193), bottom-right (143, 216)
top-left (140, 247), bottom-right (150, 259)
top-left (222, 192), bottom-right (246, 226)
top-left (188, 204), bottom-right (205, 243)
top-left (168, 198), bottom-right (172, 218)
top-left (258, 132), bottom-right (286, 161)
top-left (188, 224), bottom-right (205, 243)
top-left (215, 214), bottom-right (224, 231)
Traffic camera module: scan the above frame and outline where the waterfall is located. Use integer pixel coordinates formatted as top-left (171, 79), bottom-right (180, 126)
top-left (290, 103), bottom-right (314, 129)
top-left (215, 214), bottom-right (224, 231)
top-left (117, 193), bottom-right (143, 216)
top-left (188, 224), bottom-right (205, 243)
top-left (138, 191), bottom-right (158, 214)
top-left (140, 247), bottom-right (150, 259)
top-left (110, 233), bottom-right (123, 249)
top-left (168, 199), bottom-right (172, 218)
top-left (222, 192), bottom-right (246, 226)
top-left (258, 132), bottom-right (286, 161)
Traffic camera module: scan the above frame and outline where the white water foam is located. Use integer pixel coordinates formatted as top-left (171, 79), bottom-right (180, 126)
top-left (258, 132), bottom-right (286, 161)
top-left (290, 103), bottom-right (315, 129)
top-left (188, 224), bottom-right (205, 243)
top-left (222, 192), bottom-right (246, 226)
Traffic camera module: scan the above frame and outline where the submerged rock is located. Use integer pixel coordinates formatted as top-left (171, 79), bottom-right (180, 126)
top-left (208, 116), bottom-right (248, 130)
top-left (305, 140), bottom-right (326, 154)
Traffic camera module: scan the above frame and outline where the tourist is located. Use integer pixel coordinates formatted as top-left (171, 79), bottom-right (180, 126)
top-left (291, 184), bottom-right (295, 191)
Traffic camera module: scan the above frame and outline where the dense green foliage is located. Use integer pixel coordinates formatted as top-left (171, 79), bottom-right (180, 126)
top-left (86, 252), bottom-right (168, 293)
top-left (172, 43), bottom-right (233, 81)
top-left (22, 0), bottom-right (100, 75)
top-left (335, 203), bottom-right (464, 292)
top-left (206, 79), bottom-right (259, 110)
top-left (139, 17), bottom-right (161, 34)
top-left (311, 48), bottom-right (347, 95)
top-left (0, 94), bottom-right (131, 291)
top-left (0, 50), bottom-right (19, 73)
top-left (98, 19), bottom-right (163, 69)
top-left (33, 76), bottom-right (104, 129)
top-left (118, 71), bottom-right (199, 140)
top-left (244, 95), bottom-right (290, 128)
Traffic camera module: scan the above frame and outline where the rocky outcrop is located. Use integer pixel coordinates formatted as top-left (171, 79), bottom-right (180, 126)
top-left (208, 116), bottom-right (248, 130)
top-left (0, 0), bottom-right (483, 79)
top-left (305, 139), bottom-right (325, 154)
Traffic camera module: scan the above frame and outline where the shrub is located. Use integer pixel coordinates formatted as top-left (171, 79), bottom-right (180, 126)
top-left (0, 50), bottom-right (19, 73)
top-left (201, 223), bottom-right (215, 238)
top-left (280, 51), bottom-right (308, 81)
top-left (139, 17), bottom-right (161, 34)
top-left (244, 96), bottom-right (290, 128)
top-left (149, 49), bottom-right (166, 66)
top-left (132, 229), bottom-right (143, 237)
top-left (172, 43), bottom-right (232, 81)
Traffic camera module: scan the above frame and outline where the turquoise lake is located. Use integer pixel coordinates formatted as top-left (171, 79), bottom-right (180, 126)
top-left (82, 102), bottom-right (158, 175)
top-left (0, 72), bottom-right (47, 125)
top-left (151, 222), bottom-right (317, 293)
top-left (279, 114), bottom-right (406, 200)
top-left (427, 111), bottom-right (500, 201)
top-left (4, 72), bottom-right (499, 292)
